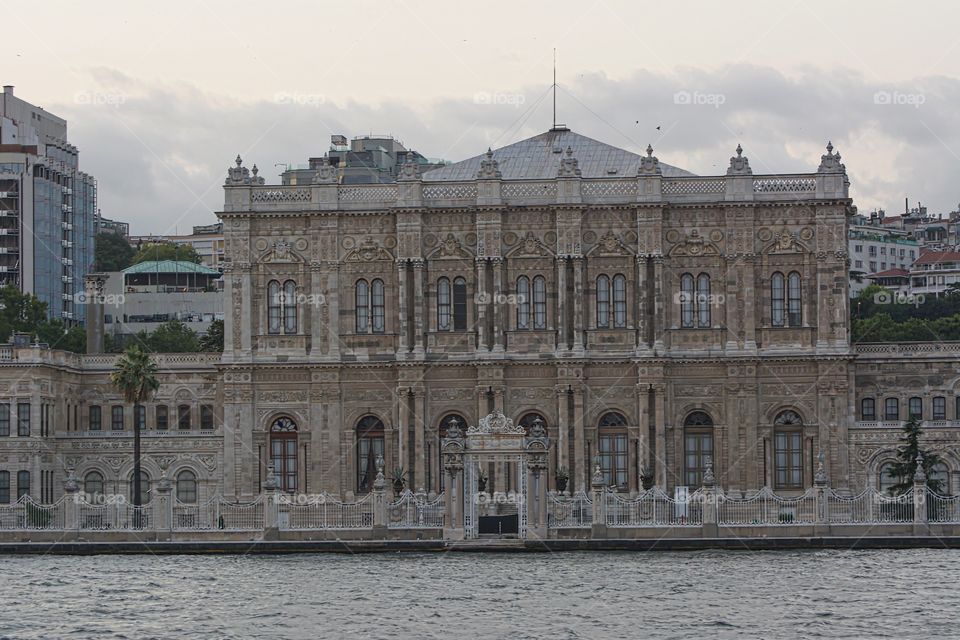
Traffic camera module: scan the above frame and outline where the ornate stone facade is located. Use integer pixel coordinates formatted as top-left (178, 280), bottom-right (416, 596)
top-left (4, 129), bottom-right (952, 503)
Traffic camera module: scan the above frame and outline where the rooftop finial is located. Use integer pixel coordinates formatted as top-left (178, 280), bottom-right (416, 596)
top-left (235, 154), bottom-right (242, 167)
top-left (736, 143), bottom-right (743, 157)
top-left (646, 143), bottom-right (654, 157)
top-left (826, 140), bottom-right (834, 155)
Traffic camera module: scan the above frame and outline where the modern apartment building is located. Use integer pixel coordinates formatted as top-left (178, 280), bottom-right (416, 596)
top-left (130, 223), bottom-right (225, 270)
top-left (0, 85), bottom-right (97, 324)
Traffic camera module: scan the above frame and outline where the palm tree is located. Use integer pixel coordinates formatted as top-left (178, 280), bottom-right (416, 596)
top-left (110, 345), bottom-right (160, 517)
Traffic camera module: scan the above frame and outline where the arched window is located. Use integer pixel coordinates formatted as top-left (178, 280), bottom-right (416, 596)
top-left (519, 412), bottom-right (548, 435)
top-left (885, 398), bottom-right (900, 421)
top-left (612, 274), bottom-right (627, 328)
top-left (268, 280), bottom-right (282, 334)
top-left (680, 273), bottom-right (695, 328)
top-left (283, 280), bottom-right (297, 334)
top-left (356, 416), bottom-right (385, 493)
top-left (178, 405), bottom-right (191, 430)
top-left (597, 412), bottom-right (628, 489)
top-left (861, 398), bottom-right (876, 421)
top-left (879, 461), bottom-right (898, 494)
top-left (176, 470), bottom-right (198, 504)
top-left (516, 276), bottom-right (530, 329)
top-left (596, 275), bottom-right (610, 328)
top-left (0, 471), bottom-right (8, 504)
top-left (908, 397), bottom-right (923, 420)
top-left (437, 277), bottom-right (451, 331)
top-left (270, 417), bottom-right (298, 493)
top-left (84, 471), bottom-right (104, 498)
top-left (773, 410), bottom-right (803, 489)
top-left (438, 414), bottom-right (467, 492)
top-left (696, 273), bottom-right (711, 328)
top-left (787, 272), bottom-right (802, 326)
top-left (533, 276), bottom-right (547, 329)
top-left (129, 471), bottom-right (150, 505)
top-left (355, 279), bottom-right (369, 332)
top-left (453, 277), bottom-right (468, 331)
top-left (683, 411), bottom-right (714, 487)
top-left (771, 272), bottom-right (785, 327)
top-left (371, 279), bottom-right (385, 333)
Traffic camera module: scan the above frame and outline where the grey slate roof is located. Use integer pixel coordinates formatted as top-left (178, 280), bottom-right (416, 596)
top-left (422, 128), bottom-right (695, 181)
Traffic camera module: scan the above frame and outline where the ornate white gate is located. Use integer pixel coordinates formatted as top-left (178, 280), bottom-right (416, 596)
top-left (442, 411), bottom-right (549, 541)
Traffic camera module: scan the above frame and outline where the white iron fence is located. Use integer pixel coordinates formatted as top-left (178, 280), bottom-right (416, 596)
top-left (547, 491), bottom-right (592, 528)
top-left (387, 491), bottom-right (444, 529)
top-left (717, 488), bottom-right (817, 526)
top-left (606, 488), bottom-right (703, 527)
top-left (826, 488), bottom-right (914, 524)
top-left (278, 493), bottom-right (373, 530)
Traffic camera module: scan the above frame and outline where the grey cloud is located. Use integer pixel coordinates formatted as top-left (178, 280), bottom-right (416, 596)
top-left (52, 64), bottom-right (960, 234)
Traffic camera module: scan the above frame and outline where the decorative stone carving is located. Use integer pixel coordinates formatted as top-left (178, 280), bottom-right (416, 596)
top-left (468, 411), bottom-right (526, 435)
top-left (397, 153), bottom-right (421, 181)
top-left (638, 144), bottom-right (661, 175)
top-left (817, 141), bottom-right (846, 174)
top-left (313, 155), bottom-right (339, 183)
top-left (557, 146), bottom-right (581, 177)
top-left (225, 155), bottom-right (265, 185)
top-left (476, 148), bottom-right (502, 180)
top-left (344, 237), bottom-right (393, 262)
top-left (726, 144), bottom-right (752, 175)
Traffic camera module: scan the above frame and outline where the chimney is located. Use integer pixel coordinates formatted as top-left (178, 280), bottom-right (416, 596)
top-left (2, 85), bottom-right (12, 96)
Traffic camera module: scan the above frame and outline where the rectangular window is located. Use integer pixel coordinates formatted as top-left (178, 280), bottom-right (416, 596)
top-left (861, 398), bottom-right (876, 421)
top-left (17, 403), bottom-right (30, 436)
top-left (885, 398), bottom-right (900, 421)
top-left (684, 431), bottom-right (714, 487)
top-left (909, 397), bottom-right (923, 420)
top-left (598, 433), bottom-right (628, 488)
top-left (774, 431), bottom-right (803, 489)
top-left (156, 406), bottom-right (168, 430)
top-left (89, 406), bottom-right (101, 431)
top-left (200, 405), bottom-right (214, 430)
top-left (17, 470), bottom-right (29, 499)
top-left (178, 405), bottom-right (191, 430)
top-left (452, 279), bottom-right (468, 331)
top-left (135, 405), bottom-right (146, 430)
top-left (0, 471), bottom-right (8, 503)
top-left (0, 404), bottom-right (9, 437)
top-left (111, 406), bottom-right (124, 431)
top-left (933, 397), bottom-right (946, 421)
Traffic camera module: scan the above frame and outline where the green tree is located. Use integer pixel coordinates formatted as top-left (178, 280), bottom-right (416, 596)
top-left (0, 286), bottom-right (85, 353)
top-left (885, 418), bottom-right (944, 495)
top-left (94, 232), bottom-right (135, 271)
top-left (109, 345), bottom-right (160, 513)
top-left (199, 319), bottom-right (224, 352)
top-left (132, 242), bottom-right (202, 265)
top-left (143, 320), bottom-right (200, 353)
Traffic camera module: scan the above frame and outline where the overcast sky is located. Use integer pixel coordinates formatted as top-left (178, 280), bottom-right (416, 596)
top-left (4, 0), bottom-right (960, 235)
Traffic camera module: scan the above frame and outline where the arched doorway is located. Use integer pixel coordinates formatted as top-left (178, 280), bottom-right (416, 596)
top-left (597, 412), bottom-right (628, 490)
top-left (269, 416), bottom-right (298, 493)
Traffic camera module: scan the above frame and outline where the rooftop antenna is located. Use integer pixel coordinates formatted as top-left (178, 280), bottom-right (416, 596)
top-left (552, 47), bottom-right (557, 129)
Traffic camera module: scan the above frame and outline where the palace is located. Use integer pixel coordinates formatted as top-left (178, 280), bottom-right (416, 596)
top-left (2, 127), bottom-right (960, 512)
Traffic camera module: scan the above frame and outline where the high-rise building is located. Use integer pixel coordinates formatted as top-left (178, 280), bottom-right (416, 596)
top-left (0, 85), bottom-right (97, 325)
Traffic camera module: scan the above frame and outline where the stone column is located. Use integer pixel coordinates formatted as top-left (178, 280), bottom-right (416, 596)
top-left (491, 257), bottom-right (504, 353)
top-left (743, 255), bottom-right (757, 351)
top-left (263, 463), bottom-right (280, 540)
top-left (637, 383), bottom-right (650, 489)
top-left (326, 263), bottom-right (341, 359)
top-left (814, 458), bottom-right (829, 535)
top-left (573, 386), bottom-right (586, 491)
top-left (62, 468), bottom-right (79, 538)
top-left (372, 456), bottom-right (387, 537)
top-left (397, 387), bottom-right (409, 476)
top-left (590, 461), bottom-right (607, 538)
top-left (913, 455), bottom-right (929, 535)
top-left (413, 388), bottom-right (426, 491)
top-left (154, 474), bottom-right (173, 541)
top-left (475, 258), bottom-right (488, 351)
top-left (556, 257), bottom-right (568, 352)
top-left (555, 385), bottom-right (569, 481)
top-left (309, 262), bottom-right (324, 358)
top-left (701, 460), bottom-right (718, 538)
top-left (572, 257), bottom-right (585, 353)
top-left (396, 260), bottom-right (409, 355)
top-left (652, 257), bottom-right (665, 353)
top-left (635, 256), bottom-right (650, 354)
top-left (654, 383), bottom-right (667, 488)
top-left (412, 260), bottom-right (425, 357)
